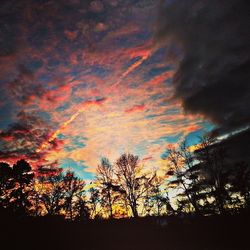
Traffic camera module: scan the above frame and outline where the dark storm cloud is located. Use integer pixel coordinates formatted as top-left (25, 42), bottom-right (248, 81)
top-left (7, 65), bottom-right (45, 104)
top-left (0, 1), bottom-right (24, 57)
top-left (0, 111), bottom-right (61, 161)
top-left (156, 0), bottom-right (250, 135)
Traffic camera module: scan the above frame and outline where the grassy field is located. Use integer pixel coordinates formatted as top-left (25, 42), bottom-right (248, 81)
top-left (1, 209), bottom-right (249, 250)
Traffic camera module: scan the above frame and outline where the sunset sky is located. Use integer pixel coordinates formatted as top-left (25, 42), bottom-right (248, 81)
top-left (2, 0), bottom-right (248, 180)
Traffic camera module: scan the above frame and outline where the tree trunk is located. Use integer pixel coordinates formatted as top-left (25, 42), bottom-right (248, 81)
top-left (130, 200), bottom-right (138, 217)
top-left (107, 189), bottom-right (113, 219)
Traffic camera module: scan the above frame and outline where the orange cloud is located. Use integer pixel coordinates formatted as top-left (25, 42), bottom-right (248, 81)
top-left (147, 71), bottom-right (174, 85)
top-left (125, 104), bottom-right (146, 113)
top-left (187, 124), bottom-right (202, 132)
top-left (64, 30), bottom-right (78, 41)
top-left (142, 156), bottom-right (153, 162)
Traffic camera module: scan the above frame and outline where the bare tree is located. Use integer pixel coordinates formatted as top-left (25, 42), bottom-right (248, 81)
top-left (62, 171), bottom-right (88, 220)
top-left (96, 158), bottom-right (115, 218)
top-left (89, 187), bottom-right (100, 219)
top-left (115, 153), bottom-right (155, 217)
top-left (149, 175), bottom-right (174, 216)
top-left (39, 174), bottom-right (65, 216)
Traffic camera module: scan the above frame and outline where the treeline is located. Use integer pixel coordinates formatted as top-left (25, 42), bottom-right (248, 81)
top-left (166, 136), bottom-right (250, 215)
top-left (0, 136), bottom-right (249, 220)
top-left (0, 159), bottom-right (89, 220)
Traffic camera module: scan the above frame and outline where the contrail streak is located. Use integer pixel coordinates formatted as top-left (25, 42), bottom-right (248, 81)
top-left (36, 99), bottom-right (105, 153)
top-left (37, 111), bottom-right (82, 153)
top-left (37, 51), bottom-right (151, 153)
top-left (110, 52), bottom-right (151, 90)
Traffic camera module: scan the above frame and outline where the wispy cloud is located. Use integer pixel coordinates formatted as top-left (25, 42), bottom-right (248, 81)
top-left (0, 0), bottom-right (210, 177)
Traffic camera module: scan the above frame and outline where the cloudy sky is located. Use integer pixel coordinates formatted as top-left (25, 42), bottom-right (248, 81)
top-left (0, 0), bottom-right (248, 179)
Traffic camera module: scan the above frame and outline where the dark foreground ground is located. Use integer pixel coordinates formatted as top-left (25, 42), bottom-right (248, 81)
top-left (0, 209), bottom-right (249, 250)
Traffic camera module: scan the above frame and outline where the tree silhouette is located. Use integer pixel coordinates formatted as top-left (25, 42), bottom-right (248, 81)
top-left (194, 136), bottom-right (231, 214)
top-left (226, 162), bottom-right (250, 211)
top-left (89, 187), bottom-right (100, 218)
top-left (62, 171), bottom-right (89, 220)
top-left (96, 158), bottom-right (116, 218)
top-left (39, 174), bottom-right (65, 216)
top-left (0, 140), bottom-right (249, 220)
top-left (165, 136), bottom-right (250, 215)
top-left (10, 159), bottom-right (34, 215)
top-left (148, 175), bottom-right (174, 216)
top-left (166, 143), bottom-right (201, 215)
top-left (115, 153), bottom-right (155, 217)
top-left (0, 162), bottom-right (13, 207)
